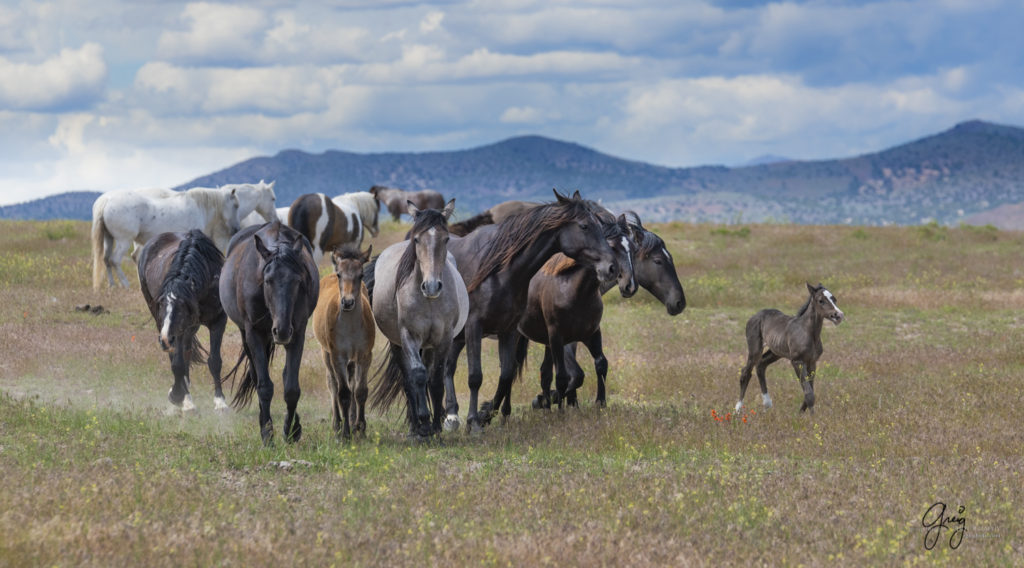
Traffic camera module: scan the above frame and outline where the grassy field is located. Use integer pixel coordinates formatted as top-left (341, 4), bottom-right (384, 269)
top-left (0, 218), bottom-right (1021, 566)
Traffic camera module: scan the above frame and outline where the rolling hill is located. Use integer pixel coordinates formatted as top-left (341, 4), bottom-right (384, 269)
top-left (4, 119), bottom-right (1024, 227)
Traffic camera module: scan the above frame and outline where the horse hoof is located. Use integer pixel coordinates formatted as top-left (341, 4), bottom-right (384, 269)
top-left (532, 395), bottom-right (543, 410)
top-left (595, 399), bottom-right (607, 409)
top-left (213, 396), bottom-right (229, 412)
top-left (181, 394), bottom-right (197, 414)
top-left (466, 418), bottom-right (484, 435)
top-left (285, 420), bottom-right (303, 443)
top-left (735, 400), bottom-right (744, 413)
top-left (762, 393), bottom-right (773, 409)
top-left (443, 414), bottom-right (460, 432)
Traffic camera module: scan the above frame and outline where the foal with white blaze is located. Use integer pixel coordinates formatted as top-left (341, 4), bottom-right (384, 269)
top-left (736, 283), bottom-right (844, 414)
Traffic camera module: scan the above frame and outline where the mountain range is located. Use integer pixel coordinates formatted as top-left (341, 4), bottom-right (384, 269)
top-left (3, 119), bottom-right (1023, 228)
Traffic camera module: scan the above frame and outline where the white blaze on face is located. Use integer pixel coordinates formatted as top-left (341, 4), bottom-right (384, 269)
top-left (161, 293), bottom-right (176, 346)
top-left (823, 289), bottom-right (844, 320)
top-left (620, 236), bottom-right (636, 289)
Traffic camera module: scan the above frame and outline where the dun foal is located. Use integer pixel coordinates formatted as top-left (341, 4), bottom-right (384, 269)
top-left (312, 245), bottom-right (375, 438)
top-left (736, 283), bottom-right (844, 414)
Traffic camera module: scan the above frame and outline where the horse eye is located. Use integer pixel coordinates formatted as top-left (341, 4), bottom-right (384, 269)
top-left (653, 258), bottom-right (663, 265)
top-left (579, 223), bottom-right (588, 231)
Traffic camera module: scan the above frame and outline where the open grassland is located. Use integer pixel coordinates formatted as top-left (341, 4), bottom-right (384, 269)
top-left (0, 218), bottom-right (1021, 566)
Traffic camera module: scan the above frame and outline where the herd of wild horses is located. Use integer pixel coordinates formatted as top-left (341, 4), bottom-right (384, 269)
top-left (91, 181), bottom-right (842, 443)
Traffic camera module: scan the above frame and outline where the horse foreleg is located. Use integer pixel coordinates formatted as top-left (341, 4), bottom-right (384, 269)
top-left (353, 353), bottom-right (371, 436)
top-left (167, 346), bottom-right (193, 413)
top-left (463, 322), bottom-right (485, 432)
top-left (245, 330), bottom-right (275, 444)
top-left (490, 332), bottom-right (521, 422)
top-left (442, 334), bottom-right (465, 431)
top-left (322, 350), bottom-right (344, 437)
top-left (425, 347), bottom-right (447, 434)
top-left (790, 360), bottom-right (815, 413)
top-left (281, 333), bottom-right (306, 442)
top-left (207, 314), bottom-right (229, 411)
top-left (338, 359), bottom-right (354, 439)
top-left (549, 335), bottom-right (571, 409)
top-left (795, 360), bottom-right (816, 413)
top-left (399, 330), bottom-right (431, 438)
top-left (534, 345), bottom-right (554, 410)
top-left (581, 333), bottom-right (607, 408)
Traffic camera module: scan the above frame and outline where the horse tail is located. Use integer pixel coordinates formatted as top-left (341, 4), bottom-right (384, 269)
top-left (228, 340), bottom-right (276, 409)
top-left (370, 343), bottom-right (405, 415)
top-left (509, 332), bottom-right (530, 385)
top-left (448, 211), bottom-right (493, 237)
top-left (91, 204), bottom-right (108, 290)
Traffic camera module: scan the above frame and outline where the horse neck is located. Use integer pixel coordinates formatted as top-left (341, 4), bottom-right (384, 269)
top-left (502, 230), bottom-right (572, 290)
top-left (793, 298), bottom-right (824, 336)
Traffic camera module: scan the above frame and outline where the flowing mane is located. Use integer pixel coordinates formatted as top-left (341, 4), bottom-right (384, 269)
top-left (158, 229), bottom-right (224, 303)
top-left (467, 198), bottom-right (592, 292)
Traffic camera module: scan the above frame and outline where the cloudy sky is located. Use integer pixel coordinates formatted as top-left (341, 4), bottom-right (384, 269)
top-left (1, 0), bottom-right (1022, 205)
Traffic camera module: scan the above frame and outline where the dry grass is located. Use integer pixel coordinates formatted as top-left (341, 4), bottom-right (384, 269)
top-left (0, 218), bottom-right (1022, 566)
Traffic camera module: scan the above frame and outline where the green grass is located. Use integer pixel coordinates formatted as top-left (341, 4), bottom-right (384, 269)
top-left (0, 219), bottom-right (1021, 566)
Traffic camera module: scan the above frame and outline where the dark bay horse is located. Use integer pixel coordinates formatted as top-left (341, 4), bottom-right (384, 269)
top-left (312, 245), bottom-right (375, 439)
top-left (736, 283), bottom-right (844, 414)
top-left (528, 213), bottom-right (687, 408)
top-left (137, 229), bottom-right (228, 412)
top-left (220, 221), bottom-right (319, 444)
top-left (370, 185), bottom-right (445, 222)
top-left (442, 189), bottom-right (619, 431)
top-left (369, 200), bottom-right (468, 438)
top-left (449, 200), bottom-right (540, 236)
top-left (288, 192), bottom-right (374, 265)
top-left (514, 209), bottom-right (638, 410)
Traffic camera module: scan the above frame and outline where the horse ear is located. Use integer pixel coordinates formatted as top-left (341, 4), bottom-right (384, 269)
top-left (806, 282), bottom-right (817, 295)
top-left (442, 198), bottom-right (456, 221)
top-left (571, 189), bottom-right (583, 201)
top-left (254, 234), bottom-right (272, 261)
top-left (407, 200), bottom-right (420, 218)
top-left (553, 188), bottom-right (569, 203)
top-left (362, 245), bottom-right (373, 263)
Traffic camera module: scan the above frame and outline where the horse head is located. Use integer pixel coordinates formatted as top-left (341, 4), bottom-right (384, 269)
top-left (808, 283), bottom-right (844, 325)
top-left (552, 189), bottom-right (619, 284)
top-left (253, 180), bottom-right (277, 223)
top-left (157, 289), bottom-right (200, 354)
top-left (332, 244), bottom-right (372, 311)
top-left (407, 198), bottom-right (455, 299)
top-left (254, 227), bottom-right (311, 344)
top-left (224, 188), bottom-right (242, 236)
top-left (625, 212), bottom-right (686, 316)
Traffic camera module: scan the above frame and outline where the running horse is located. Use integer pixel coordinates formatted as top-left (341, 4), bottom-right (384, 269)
top-left (441, 189), bottom-right (619, 431)
top-left (137, 229), bottom-right (229, 412)
top-left (312, 244), bottom-right (376, 439)
top-left (735, 283), bottom-right (844, 414)
top-left (220, 221), bottom-right (319, 444)
top-left (369, 199), bottom-right (468, 438)
top-left (369, 185), bottom-right (445, 222)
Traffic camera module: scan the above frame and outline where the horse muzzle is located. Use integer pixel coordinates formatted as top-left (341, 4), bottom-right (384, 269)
top-left (341, 297), bottom-right (357, 311)
top-left (828, 311), bottom-right (845, 325)
top-left (421, 279), bottom-right (443, 299)
top-left (272, 326), bottom-right (293, 345)
top-left (159, 335), bottom-right (175, 353)
top-left (596, 259), bottom-right (619, 285)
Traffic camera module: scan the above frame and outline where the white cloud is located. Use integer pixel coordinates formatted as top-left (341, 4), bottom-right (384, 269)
top-left (0, 43), bottom-right (107, 111)
top-left (156, 2), bottom-right (269, 64)
top-left (500, 105), bottom-right (560, 124)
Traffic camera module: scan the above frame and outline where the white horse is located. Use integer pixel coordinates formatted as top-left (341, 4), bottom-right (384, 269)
top-left (224, 180), bottom-right (277, 227)
top-left (92, 187), bottom-right (241, 289)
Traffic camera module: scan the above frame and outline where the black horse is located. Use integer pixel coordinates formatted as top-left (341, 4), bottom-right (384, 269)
top-left (524, 212), bottom-right (687, 409)
top-left (220, 221), bottom-right (319, 444)
top-left (736, 283), bottom-right (844, 414)
top-left (137, 229), bottom-right (228, 412)
top-left (442, 189), bottom-right (619, 431)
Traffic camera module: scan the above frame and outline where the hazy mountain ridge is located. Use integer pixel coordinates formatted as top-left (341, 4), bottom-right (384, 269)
top-left (4, 120), bottom-right (1023, 227)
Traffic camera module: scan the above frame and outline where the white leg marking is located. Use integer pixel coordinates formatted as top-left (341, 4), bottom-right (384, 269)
top-left (443, 414), bottom-right (460, 432)
top-left (762, 393), bottom-right (773, 409)
top-left (182, 394), bottom-right (197, 413)
top-left (735, 400), bottom-right (744, 413)
top-left (214, 396), bottom-right (229, 411)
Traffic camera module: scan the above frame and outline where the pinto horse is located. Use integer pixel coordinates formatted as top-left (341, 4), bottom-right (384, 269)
top-left (288, 192), bottom-right (377, 265)
top-left (736, 283), bottom-right (844, 414)
top-left (441, 189), bottom-right (619, 431)
top-left (369, 199), bottom-right (468, 438)
top-left (369, 185), bottom-right (445, 222)
top-left (221, 221), bottom-right (319, 444)
top-left (312, 245), bottom-right (375, 439)
top-left (137, 229), bottom-right (228, 413)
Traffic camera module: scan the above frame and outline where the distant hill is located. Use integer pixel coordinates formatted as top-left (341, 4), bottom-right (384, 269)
top-left (0, 191), bottom-right (101, 221)
top-left (5, 120), bottom-right (1024, 227)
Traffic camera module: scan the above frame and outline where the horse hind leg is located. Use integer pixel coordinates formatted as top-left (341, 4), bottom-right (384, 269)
top-left (207, 315), bottom-right (229, 411)
top-left (736, 324), bottom-right (764, 412)
top-left (106, 236), bottom-right (133, 288)
top-left (533, 345), bottom-right (554, 410)
top-left (756, 351), bottom-right (780, 410)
